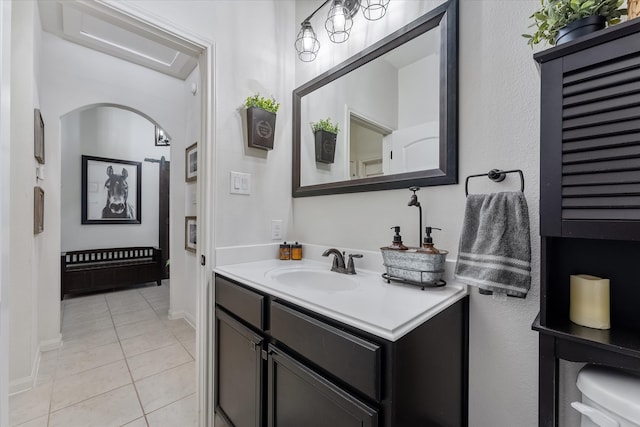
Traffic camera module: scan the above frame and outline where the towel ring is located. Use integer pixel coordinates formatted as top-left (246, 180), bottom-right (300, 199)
top-left (465, 169), bottom-right (525, 197)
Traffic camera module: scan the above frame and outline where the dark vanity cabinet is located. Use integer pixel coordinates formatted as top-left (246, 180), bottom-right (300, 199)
top-left (214, 273), bottom-right (469, 427)
top-left (534, 19), bottom-right (640, 427)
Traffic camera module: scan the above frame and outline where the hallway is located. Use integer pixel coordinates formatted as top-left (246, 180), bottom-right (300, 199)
top-left (9, 282), bottom-right (197, 427)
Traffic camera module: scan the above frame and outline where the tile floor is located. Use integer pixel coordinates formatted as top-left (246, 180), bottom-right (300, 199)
top-left (9, 282), bottom-right (198, 427)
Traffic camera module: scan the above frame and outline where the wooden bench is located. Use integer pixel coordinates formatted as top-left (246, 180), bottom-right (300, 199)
top-left (61, 247), bottom-right (163, 299)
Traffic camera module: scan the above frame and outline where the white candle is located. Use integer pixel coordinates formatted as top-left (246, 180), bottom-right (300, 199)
top-left (570, 274), bottom-right (610, 330)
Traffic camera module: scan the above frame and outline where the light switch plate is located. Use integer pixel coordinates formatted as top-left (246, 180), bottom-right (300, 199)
top-left (230, 171), bottom-right (251, 195)
top-left (271, 220), bottom-right (283, 240)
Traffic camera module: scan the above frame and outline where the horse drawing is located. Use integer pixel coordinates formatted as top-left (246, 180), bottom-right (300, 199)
top-left (102, 166), bottom-right (135, 219)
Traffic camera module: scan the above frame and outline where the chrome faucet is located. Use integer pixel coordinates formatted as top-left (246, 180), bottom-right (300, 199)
top-left (322, 248), bottom-right (363, 274)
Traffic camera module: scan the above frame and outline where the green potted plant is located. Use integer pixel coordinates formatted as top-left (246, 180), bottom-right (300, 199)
top-left (311, 118), bottom-right (340, 164)
top-left (244, 94), bottom-right (280, 150)
top-left (523, 0), bottom-right (626, 47)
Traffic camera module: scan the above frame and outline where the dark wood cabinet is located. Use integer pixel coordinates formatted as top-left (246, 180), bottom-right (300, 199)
top-left (214, 273), bottom-right (468, 427)
top-left (267, 345), bottom-right (378, 427)
top-left (215, 308), bottom-right (264, 427)
top-left (534, 19), bottom-right (640, 427)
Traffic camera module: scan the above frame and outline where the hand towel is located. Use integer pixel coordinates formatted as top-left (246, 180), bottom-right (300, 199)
top-left (454, 192), bottom-right (531, 298)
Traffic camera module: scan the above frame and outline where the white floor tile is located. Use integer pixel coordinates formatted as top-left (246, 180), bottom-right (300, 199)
top-left (14, 415), bottom-right (48, 427)
top-left (146, 394), bottom-right (197, 427)
top-left (122, 417), bottom-right (148, 427)
top-left (9, 383), bottom-right (52, 427)
top-left (116, 318), bottom-right (168, 341)
top-left (135, 361), bottom-right (196, 414)
top-left (51, 359), bottom-right (131, 411)
top-left (112, 308), bottom-right (158, 326)
top-left (59, 327), bottom-right (118, 356)
top-left (56, 342), bottom-right (124, 378)
top-left (119, 329), bottom-right (178, 358)
top-left (128, 344), bottom-right (192, 381)
top-left (49, 384), bottom-right (143, 427)
top-left (11, 281), bottom-right (198, 426)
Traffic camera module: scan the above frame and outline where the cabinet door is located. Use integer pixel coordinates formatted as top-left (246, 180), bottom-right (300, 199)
top-left (215, 308), bottom-right (264, 427)
top-left (539, 29), bottom-right (640, 241)
top-left (267, 345), bottom-right (378, 427)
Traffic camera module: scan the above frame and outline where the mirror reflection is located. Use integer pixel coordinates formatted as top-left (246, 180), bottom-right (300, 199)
top-left (300, 28), bottom-right (440, 187)
top-left (293, 0), bottom-right (457, 197)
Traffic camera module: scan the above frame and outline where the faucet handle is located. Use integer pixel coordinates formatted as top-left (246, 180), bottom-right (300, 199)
top-left (346, 253), bottom-right (363, 274)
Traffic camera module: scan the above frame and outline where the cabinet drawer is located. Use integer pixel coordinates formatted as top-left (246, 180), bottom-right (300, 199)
top-left (270, 301), bottom-right (381, 401)
top-left (215, 275), bottom-right (265, 331)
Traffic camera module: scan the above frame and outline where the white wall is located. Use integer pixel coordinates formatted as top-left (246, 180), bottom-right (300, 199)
top-left (398, 54), bottom-right (439, 128)
top-left (0, 0), bottom-right (12, 421)
top-left (174, 66), bottom-right (201, 325)
top-left (61, 106), bottom-right (169, 251)
top-left (293, 1), bottom-right (541, 426)
top-left (8, 0), bottom-right (41, 391)
top-left (125, 0), bottom-right (296, 248)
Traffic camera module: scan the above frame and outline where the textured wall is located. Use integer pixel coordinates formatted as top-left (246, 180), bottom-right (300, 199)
top-left (293, 1), bottom-right (542, 426)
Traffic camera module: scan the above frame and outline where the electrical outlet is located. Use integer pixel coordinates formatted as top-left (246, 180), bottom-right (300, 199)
top-left (271, 220), bottom-right (283, 240)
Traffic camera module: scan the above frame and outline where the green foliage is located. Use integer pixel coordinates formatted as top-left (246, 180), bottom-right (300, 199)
top-left (244, 94), bottom-right (280, 114)
top-left (310, 118), bottom-right (339, 135)
top-left (523, 0), bottom-right (626, 47)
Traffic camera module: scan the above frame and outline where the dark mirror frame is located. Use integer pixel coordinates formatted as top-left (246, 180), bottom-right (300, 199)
top-left (292, 0), bottom-right (458, 197)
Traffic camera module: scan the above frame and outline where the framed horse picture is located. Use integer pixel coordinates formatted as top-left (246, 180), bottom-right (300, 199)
top-left (81, 155), bottom-right (142, 224)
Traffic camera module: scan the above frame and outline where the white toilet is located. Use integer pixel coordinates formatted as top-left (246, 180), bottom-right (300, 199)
top-left (572, 364), bottom-right (640, 427)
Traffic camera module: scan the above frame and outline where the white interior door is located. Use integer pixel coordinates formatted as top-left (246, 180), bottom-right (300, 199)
top-left (384, 122), bottom-right (439, 175)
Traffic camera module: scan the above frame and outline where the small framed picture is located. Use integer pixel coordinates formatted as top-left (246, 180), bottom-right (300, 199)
top-left (34, 109), bottom-right (45, 164)
top-left (155, 126), bottom-right (170, 146)
top-left (185, 142), bottom-right (197, 182)
top-left (185, 216), bottom-right (197, 252)
top-left (81, 155), bottom-right (142, 225)
top-left (34, 186), bottom-right (44, 234)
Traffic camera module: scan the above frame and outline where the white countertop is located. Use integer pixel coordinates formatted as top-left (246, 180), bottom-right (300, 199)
top-left (214, 257), bottom-right (468, 342)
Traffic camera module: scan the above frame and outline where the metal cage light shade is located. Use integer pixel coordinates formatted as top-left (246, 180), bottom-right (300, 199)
top-left (325, 0), bottom-right (353, 43)
top-left (362, 0), bottom-right (390, 21)
top-left (295, 21), bottom-right (320, 62)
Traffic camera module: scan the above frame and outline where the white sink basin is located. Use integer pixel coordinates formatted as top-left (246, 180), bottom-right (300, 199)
top-left (265, 267), bottom-right (360, 292)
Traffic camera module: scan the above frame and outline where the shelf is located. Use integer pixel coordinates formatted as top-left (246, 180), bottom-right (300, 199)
top-left (533, 313), bottom-right (640, 367)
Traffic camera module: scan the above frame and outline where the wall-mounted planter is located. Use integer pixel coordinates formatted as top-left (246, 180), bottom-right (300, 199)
top-left (314, 130), bottom-right (337, 164)
top-left (247, 106), bottom-right (276, 150)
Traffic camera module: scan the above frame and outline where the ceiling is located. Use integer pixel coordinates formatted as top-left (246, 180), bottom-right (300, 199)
top-left (38, 0), bottom-right (200, 80)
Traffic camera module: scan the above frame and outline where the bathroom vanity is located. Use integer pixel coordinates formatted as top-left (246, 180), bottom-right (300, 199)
top-left (213, 259), bottom-right (468, 427)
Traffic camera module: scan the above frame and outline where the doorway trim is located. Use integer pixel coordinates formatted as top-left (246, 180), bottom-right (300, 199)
top-left (90, 2), bottom-right (216, 425)
top-left (0, 1), bottom-right (12, 425)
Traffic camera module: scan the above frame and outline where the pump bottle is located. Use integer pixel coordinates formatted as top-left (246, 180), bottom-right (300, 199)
top-left (417, 227), bottom-right (441, 254)
top-left (388, 226), bottom-right (409, 250)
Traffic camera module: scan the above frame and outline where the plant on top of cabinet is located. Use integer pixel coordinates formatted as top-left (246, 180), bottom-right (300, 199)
top-left (310, 117), bottom-right (339, 164)
top-left (245, 94), bottom-right (280, 150)
top-left (523, 0), bottom-right (626, 47)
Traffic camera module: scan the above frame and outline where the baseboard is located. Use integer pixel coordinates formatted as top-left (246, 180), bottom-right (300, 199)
top-left (39, 334), bottom-right (61, 352)
top-left (8, 349), bottom-right (40, 396)
top-left (168, 309), bottom-right (196, 329)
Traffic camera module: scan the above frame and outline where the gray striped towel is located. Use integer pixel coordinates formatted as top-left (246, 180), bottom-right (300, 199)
top-left (454, 192), bottom-right (531, 298)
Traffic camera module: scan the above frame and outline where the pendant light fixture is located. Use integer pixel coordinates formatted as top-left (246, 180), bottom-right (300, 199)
top-left (325, 0), bottom-right (354, 43)
top-left (361, 0), bottom-right (390, 21)
top-left (295, 0), bottom-right (391, 62)
top-left (295, 20), bottom-right (320, 62)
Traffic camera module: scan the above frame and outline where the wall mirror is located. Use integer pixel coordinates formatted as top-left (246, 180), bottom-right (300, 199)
top-left (293, 0), bottom-right (457, 197)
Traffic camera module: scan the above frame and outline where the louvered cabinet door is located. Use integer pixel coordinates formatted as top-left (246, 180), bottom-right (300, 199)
top-left (540, 28), bottom-right (640, 241)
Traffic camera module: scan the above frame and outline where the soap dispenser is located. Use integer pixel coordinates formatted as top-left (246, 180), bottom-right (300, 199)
top-left (388, 226), bottom-right (409, 250)
top-left (417, 227), bottom-right (441, 254)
